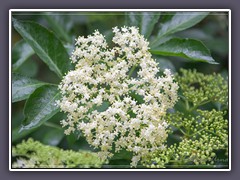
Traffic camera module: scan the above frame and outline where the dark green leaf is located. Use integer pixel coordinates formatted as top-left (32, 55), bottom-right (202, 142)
top-left (12, 73), bottom-right (47, 102)
top-left (167, 134), bottom-right (182, 146)
top-left (42, 127), bottom-right (64, 146)
top-left (129, 92), bottom-right (144, 104)
top-left (96, 101), bottom-right (110, 112)
top-left (150, 38), bottom-right (217, 64)
top-left (15, 58), bottom-right (38, 77)
top-left (12, 126), bottom-right (34, 142)
top-left (20, 85), bottom-right (60, 132)
top-left (151, 12), bottom-right (209, 47)
top-left (12, 18), bottom-right (72, 78)
top-left (12, 39), bottom-right (35, 71)
top-left (126, 12), bottom-right (160, 39)
top-left (111, 149), bottom-right (132, 160)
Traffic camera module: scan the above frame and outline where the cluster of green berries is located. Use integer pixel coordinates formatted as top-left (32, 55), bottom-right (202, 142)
top-left (142, 69), bottom-right (228, 168)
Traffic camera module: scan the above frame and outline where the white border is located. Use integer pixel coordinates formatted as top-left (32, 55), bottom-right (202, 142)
top-left (9, 9), bottom-right (231, 172)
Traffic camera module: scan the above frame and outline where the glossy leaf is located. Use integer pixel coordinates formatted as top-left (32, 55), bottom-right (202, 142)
top-left (20, 85), bottom-right (60, 132)
top-left (151, 12), bottom-right (209, 47)
top-left (13, 18), bottom-right (72, 78)
top-left (150, 38), bottom-right (217, 64)
top-left (12, 39), bottom-right (35, 71)
top-left (126, 12), bottom-right (160, 39)
top-left (12, 73), bottom-right (47, 102)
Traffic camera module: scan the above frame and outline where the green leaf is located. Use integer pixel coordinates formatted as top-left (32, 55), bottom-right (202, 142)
top-left (12, 18), bottom-right (72, 78)
top-left (12, 39), bottom-right (35, 71)
top-left (126, 12), bottom-right (160, 39)
top-left (151, 12), bottom-right (209, 47)
top-left (12, 126), bottom-right (34, 142)
top-left (12, 73), bottom-right (47, 102)
top-left (44, 13), bottom-right (72, 43)
top-left (42, 127), bottom-right (64, 146)
top-left (15, 58), bottom-right (38, 77)
top-left (20, 85), bottom-right (60, 132)
top-left (150, 38), bottom-right (217, 64)
top-left (111, 149), bottom-right (132, 160)
top-left (96, 101), bottom-right (110, 112)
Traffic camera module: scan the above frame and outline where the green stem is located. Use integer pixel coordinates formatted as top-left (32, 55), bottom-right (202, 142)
top-left (43, 122), bottom-right (62, 130)
top-left (116, 95), bottom-right (121, 101)
top-left (185, 100), bottom-right (190, 111)
top-left (189, 125), bottom-right (216, 137)
top-left (189, 100), bottom-right (211, 112)
top-left (128, 65), bottom-right (137, 78)
top-left (179, 128), bottom-right (187, 136)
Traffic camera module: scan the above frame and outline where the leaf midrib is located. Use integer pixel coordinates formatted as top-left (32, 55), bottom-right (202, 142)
top-left (159, 15), bottom-right (200, 37)
top-left (151, 14), bottom-right (206, 47)
top-left (14, 82), bottom-right (47, 92)
top-left (14, 20), bottom-right (63, 78)
top-left (29, 37), bottom-right (63, 78)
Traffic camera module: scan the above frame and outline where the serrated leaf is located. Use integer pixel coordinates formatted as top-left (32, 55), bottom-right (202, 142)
top-left (151, 12), bottom-right (209, 47)
top-left (126, 12), bottom-right (160, 39)
top-left (12, 73), bottom-right (47, 102)
top-left (12, 39), bottom-right (35, 71)
top-left (150, 38), bottom-right (217, 64)
top-left (20, 85), bottom-right (60, 132)
top-left (12, 18), bottom-right (72, 78)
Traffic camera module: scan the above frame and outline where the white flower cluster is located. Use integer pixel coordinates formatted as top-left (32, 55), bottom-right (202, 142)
top-left (57, 26), bottom-right (179, 167)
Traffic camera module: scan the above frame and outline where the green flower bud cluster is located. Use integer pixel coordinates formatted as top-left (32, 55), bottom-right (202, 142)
top-left (142, 69), bottom-right (228, 168)
top-left (12, 138), bottom-right (104, 168)
top-left (176, 69), bottom-right (228, 107)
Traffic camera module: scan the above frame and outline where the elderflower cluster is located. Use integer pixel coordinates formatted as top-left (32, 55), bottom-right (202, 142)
top-left (57, 26), bottom-right (178, 167)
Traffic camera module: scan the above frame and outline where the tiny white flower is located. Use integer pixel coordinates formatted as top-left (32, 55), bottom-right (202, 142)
top-left (58, 26), bottom-right (179, 167)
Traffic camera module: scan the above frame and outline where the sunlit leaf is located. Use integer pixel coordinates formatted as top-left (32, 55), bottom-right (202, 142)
top-left (12, 73), bottom-right (47, 102)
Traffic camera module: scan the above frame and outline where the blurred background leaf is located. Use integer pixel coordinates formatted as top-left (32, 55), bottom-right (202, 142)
top-left (125, 12), bottom-right (160, 39)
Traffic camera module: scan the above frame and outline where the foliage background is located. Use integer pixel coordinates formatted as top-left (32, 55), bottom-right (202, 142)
top-left (11, 11), bottom-right (229, 168)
